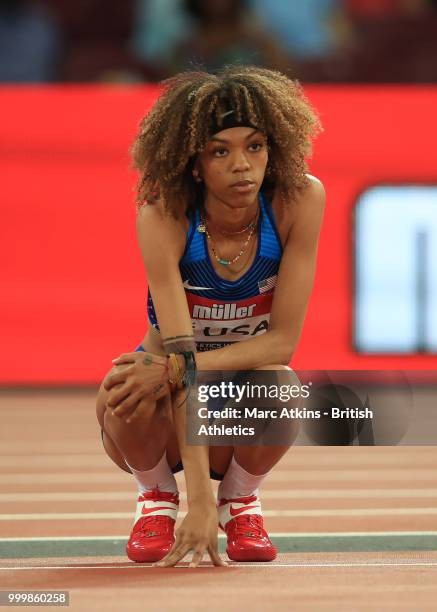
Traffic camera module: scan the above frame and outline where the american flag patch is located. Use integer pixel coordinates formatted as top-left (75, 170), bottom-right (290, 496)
top-left (258, 275), bottom-right (277, 294)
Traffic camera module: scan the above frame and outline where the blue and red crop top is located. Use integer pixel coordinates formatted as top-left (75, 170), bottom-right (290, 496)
top-left (147, 191), bottom-right (283, 352)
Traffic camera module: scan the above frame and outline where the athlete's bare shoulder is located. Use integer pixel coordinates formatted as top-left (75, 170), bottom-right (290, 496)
top-left (296, 174), bottom-right (325, 213)
top-left (285, 174), bottom-right (325, 246)
top-left (271, 174), bottom-right (325, 248)
top-left (303, 174), bottom-right (325, 197)
top-left (136, 199), bottom-right (188, 262)
top-left (296, 174), bottom-right (326, 210)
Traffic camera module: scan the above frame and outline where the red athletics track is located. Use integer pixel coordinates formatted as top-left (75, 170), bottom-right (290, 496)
top-left (1, 389), bottom-right (437, 611)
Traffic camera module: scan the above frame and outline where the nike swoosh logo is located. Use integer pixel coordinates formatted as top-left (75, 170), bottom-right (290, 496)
top-left (183, 280), bottom-right (214, 291)
top-left (141, 505), bottom-right (175, 515)
top-left (230, 504), bottom-right (258, 516)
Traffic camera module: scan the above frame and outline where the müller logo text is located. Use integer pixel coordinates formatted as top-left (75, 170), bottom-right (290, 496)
top-left (193, 303), bottom-right (256, 320)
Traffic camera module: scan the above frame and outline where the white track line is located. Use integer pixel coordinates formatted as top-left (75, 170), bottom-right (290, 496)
top-left (1, 531), bottom-right (437, 542)
top-left (2, 470), bottom-right (437, 484)
top-left (0, 474), bottom-right (132, 484)
top-left (2, 489), bottom-right (437, 502)
top-left (2, 508), bottom-right (437, 521)
top-left (1, 454), bottom-right (435, 467)
top-left (1, 562), bottom-right (437, 571)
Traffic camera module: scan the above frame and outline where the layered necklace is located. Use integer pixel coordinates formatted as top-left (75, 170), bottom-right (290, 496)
top-left (198, 209), bottom-right (259, 266)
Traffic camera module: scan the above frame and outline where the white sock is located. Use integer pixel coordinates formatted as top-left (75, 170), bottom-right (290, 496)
top-left (125, 452), bottom-right (178, 494)
top-left (217, 455), bottom-right (268, 500)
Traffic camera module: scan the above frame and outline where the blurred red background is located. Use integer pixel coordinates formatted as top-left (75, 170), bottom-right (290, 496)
top-left (1, 85), bottom-right (437, 383)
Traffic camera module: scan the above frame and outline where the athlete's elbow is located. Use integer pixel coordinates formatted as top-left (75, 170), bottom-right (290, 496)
top-left (271, 332), bottom-right (294, 365)
top-left (278, 346), bottom-right (294, 366)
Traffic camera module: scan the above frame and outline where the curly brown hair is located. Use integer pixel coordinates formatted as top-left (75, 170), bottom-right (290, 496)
top-left (131, 65), bottom-right (322, 217)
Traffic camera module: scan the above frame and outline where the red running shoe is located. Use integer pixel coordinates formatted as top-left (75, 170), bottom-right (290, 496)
top-left (126, 488), bottom-right (179, 563)
top-left (218, 494), bottom-right (277, 562)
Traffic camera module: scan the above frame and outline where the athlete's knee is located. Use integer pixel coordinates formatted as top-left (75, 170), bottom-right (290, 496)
top-left (103, 393), bottom-right (172, 438)
top-left (96, 382), bottom-right (109, 429)
top-left (96, 366), bottom-right (127, 428)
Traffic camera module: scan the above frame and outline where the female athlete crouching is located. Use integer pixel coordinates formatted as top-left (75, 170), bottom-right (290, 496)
top-left (95, 65), bottom-right (325, 567)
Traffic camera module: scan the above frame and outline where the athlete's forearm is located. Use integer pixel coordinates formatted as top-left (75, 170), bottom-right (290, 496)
top-left (196, 330), bottom-right (292, 371)
top-left (163, 335), bottom-right (215, 507)
top-left (171, 388), bottom-right (215, 506)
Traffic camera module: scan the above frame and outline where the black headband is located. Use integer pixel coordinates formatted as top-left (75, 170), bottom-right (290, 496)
top-left (209, 91), bottom-right (258, 135)
top-left (209, 109), bottom-right (258, 136)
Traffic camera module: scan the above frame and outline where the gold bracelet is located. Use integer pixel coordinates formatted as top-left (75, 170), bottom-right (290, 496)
top-left (164, 357), bottom-right (176, 391)
top-left (173, 354), bottom-right (184, 389)
top-left (166, 357), bottom-right (177, 388)
top-left (168, 353), bottom-right (184, 389)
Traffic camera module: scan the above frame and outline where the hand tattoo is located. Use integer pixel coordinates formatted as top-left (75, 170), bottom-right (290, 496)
top-left (143, 353), bottom-right (153, 366)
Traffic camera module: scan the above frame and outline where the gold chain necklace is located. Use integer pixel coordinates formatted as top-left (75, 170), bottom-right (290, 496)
top-left (201, 214), bottom-right (258, 266)
top-left (197, 211), bottom-right (258, 236)
top-left (206, 212), bottom-right (258, 236)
